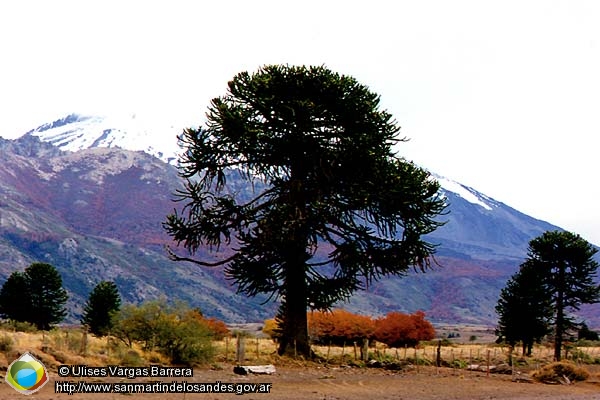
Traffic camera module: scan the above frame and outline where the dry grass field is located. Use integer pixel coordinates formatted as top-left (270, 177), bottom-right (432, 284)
top-left (0, 326), bottom-right (599, 399)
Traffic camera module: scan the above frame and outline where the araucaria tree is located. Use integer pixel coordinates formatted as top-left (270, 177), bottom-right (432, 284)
top-left (495, 261), bottom-right (553, 356)
top-left (497, 230), bottom-right (600, 361)
top-left (527, 231), bottom-right (600, 361)
top-left (0, 263), bottom-right (68, 330)
top-left (164, 65), bottom-right (446, 357)
top-left (0, 272), bottom-right (31, 324)
top-left (81, 281), bottom-right (121, 336)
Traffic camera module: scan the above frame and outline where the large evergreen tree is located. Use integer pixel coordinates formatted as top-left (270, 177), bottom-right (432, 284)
top-left (0, 263), bottom-right (68, 330)
top-left (495, 260), bottom-right (552, 356)
top-left (81, 281), bottom-right (121, 336)
top-left (526, 231), bottom-right (600, 361)
top-left (164, 65), bottom-right (446, 357)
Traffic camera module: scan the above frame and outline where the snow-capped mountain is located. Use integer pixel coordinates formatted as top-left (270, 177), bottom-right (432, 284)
top-left (22, 114), bottom-right (498, 206)
top-left (21, 113), bottom-right (559, 259)
top-left (21, 113), bottom-right (558, 259)
top-left (24, 113), bottom-right (183, 165)
top-left (9, 113), bottom-right (595, 326)
top-left (434, 174), bottom-right (497, 211)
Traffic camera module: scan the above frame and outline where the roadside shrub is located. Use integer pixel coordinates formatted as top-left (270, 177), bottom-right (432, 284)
top-left (157, 309), bottom-right (215, 365)
top-left (205, 317), bottom-right (230, 340)
top-left (112, 299), bottom-right (216, 365)
top-left (373, 311), bottom-right (435, 348)
top-left (533, 362), bottom-right (590, 383)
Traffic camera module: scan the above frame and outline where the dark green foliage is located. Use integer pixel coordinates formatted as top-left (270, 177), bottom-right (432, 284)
top-left (164, 64), bottom-right (446, 357)
top-left (0, 263), bottom-right (68, 330)
top-left (578, 323), bottom-right (599, 341)
top-left (497, 230), bottom-right (600, 361)
top-left (81, 281), bottom-right (121, 336)
top-left (531, 231), bottom-right (600, 361)
top-left (495, 261), bottom-right (553, 356)
top-left (0, 272), bottom-right (31, 323)
top-left (25, 263), bottom-right (69, 330)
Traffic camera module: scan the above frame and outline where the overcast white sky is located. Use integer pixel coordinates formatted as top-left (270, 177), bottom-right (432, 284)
top-left (1, 1), bottom-right (600, 244)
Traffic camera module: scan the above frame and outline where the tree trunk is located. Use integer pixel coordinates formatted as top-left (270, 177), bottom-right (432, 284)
top-left (276, 166), bottom-right (312, 358)
top-left (554, 264), bottom-right (566, 361)
top-left (277, 261), bottom-right (311, 357)
top-left (554, 306), bottom-right (564, 361)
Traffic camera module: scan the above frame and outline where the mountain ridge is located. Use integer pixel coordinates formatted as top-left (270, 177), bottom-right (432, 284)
top-left (0, 114), bottom-right (596, 328)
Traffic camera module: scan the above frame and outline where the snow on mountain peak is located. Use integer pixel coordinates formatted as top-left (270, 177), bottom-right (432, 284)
top-left (23, 113), bottom-right (497, 214)
top-left (433, 174), bottom-right (494, 211)
top-left (25, 113), bottom-right (184, 165)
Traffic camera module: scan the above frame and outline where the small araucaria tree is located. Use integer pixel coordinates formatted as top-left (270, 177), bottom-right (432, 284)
top-left (164, 65), bottom-right (446, 357)
top-left (495, 260), bottom-right (553, 356)
top-left (81, 281), bottom-right (121, 336)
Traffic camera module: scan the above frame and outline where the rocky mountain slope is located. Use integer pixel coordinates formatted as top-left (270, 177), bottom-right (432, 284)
top-left (1, 115), bottom-right (597, 328)
top-left (0, 136), bottom-right (275, 322)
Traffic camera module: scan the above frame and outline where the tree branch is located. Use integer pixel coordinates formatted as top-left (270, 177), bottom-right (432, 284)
top-left (165, 245), bottom-right (235, 267)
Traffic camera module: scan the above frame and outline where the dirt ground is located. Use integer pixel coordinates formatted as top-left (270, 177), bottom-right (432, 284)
top-left (4, 364), bottom-right (600, 400)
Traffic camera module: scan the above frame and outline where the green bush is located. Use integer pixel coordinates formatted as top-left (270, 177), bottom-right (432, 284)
top-left (112, 299), bottom-right (215, 365)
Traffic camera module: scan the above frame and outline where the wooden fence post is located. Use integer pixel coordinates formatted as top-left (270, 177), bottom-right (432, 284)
top-left (255, 337), bottom-right (260, 361)
top-left (80, 327), bottom-right (88, 356)
top-left (361, 338), bottom-right (369, 362)
top-left (414, 347), bottom-right (419, 373)
top-left (236, 334), bottom-right (246, 364)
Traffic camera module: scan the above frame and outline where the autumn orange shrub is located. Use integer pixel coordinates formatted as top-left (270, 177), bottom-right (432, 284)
top-left (264, 309), bottom-right (435, 348)
top-left (308, 309), bottom-right (375, 345)
top-left (185, 309), bottom-right (230, 340)
top-left (204, 317), bottom-right (230, 340)
top-left (373, 311), bottom-right (435, 348)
